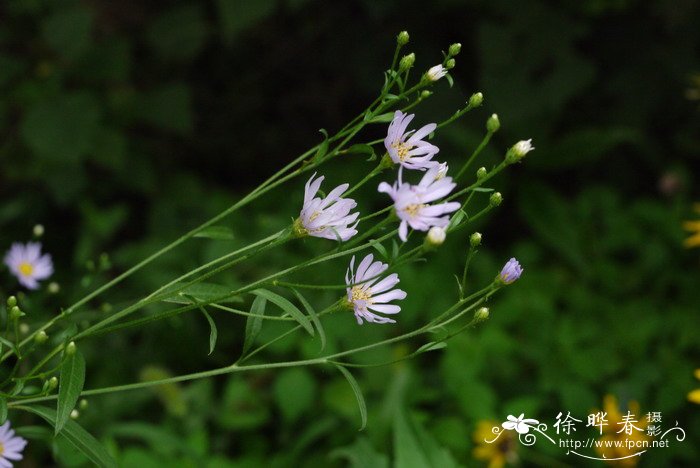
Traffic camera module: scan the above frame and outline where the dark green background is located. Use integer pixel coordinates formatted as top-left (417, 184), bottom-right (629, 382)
top-left (1, 0), bottom-right (699, 466)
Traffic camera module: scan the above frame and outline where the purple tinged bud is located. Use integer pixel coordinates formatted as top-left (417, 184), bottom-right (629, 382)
top-left (499, 258), bottom-right (523, 284)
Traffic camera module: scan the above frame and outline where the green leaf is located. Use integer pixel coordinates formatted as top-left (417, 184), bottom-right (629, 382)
top-left (57, 350), bottom-right (86, 435)
top-left (162, 282), bottom-right (242, 305)
top-left (242, 295), bottom-right (266, 356)
top-left (291, 289), bottom-right (326, 352)
top-left (415, 341), bottom-right (447, 355)
top-left (251, 289), bottom-right (314, 336)
top-left (394, 408), bottom-right (458, 468)
top-left (17, 405), bottom-right (117, 468)
top-left (344, 144), bottom-right (375, 157)
top-left (332, 364), bottom-right (367, 430)
top-left (0, 398), bottom-right (7, 424)
top-left (368, 240), bottom-right (388, 261)
top-left (369, 112), bottom-right (395, 123)
top-left (201, 309), bottom-right (217, 356)
top-left (313, 129), bottom-right (330, 161)
top-left (193, 226), bottom-right (235, 240)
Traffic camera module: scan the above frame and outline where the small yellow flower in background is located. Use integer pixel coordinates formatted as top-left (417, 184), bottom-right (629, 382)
top-left (682, 203), bottom-right (700, 248)
top-left (689, 369), bottom-right (700, 404)
top-left (472, 420), bottom-right (517, 468)
top-left (594, 395), bottom-right (650, 466)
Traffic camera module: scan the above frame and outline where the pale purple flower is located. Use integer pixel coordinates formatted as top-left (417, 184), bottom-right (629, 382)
top-left (296, 173), bottom-right (359, 241)
top-left (499, 258), bottom-right (523, 284)
top-left (502, 414), bottom-right (539, 434)
top-left (426, 64), bottom-right (448, 82)
top-left (384, 111), bottom-right (439, 170)
top-left (4, 242), bottom-right (53, 290)
top-left (0, 420), bottom-right (28, 467)
top-left (345, 253), bottom-right (406, 324)
top-left (378, 164), bottom-right (460, 242)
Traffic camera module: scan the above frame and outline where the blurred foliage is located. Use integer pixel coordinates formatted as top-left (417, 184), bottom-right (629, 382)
top-left (1, 0), bottom-right (699, 466)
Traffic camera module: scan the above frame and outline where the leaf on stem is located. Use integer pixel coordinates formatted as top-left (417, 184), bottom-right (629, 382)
top-left (313, 129), bottom-right (329, 162)
top-left (241, 295), bottom-right (266, 356)
top-left (369, 240), bottom-right (389, 261)
top-left (201, 309), bottom-right (218, 355)
top-left (0, 398), bottom-right (7, 424)
top-left (162, 282), bottom-right (243, 305)
top-left (332, 363), bottom-right (367, 431)
top-left (291, 289), bottom-right (326, 352)
top-left (193, 226), bottom-right (235, 240)
top-left (251, 289), bottom-right (314, 336)
top-left (56, 349), bottom-right (86, 434)
top-left (16, 405), bottom-right (117, 468)
top-left (369, 112), bottom-right (395, 123)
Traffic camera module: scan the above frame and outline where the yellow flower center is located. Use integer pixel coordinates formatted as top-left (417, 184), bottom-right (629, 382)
top-left (18, 262), bottom-right (34, 277)
top-left (350, 286), bottom-right (372, 303)
top-left (402, 203), bottom-right (425, 218)
top-left (391, 141), bottom-right (414, 161)
top-left (0, 441), bottom-right (4, 455)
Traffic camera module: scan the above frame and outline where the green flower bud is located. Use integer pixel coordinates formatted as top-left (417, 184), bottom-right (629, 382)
top-left (65, 341), bottom-right (77, 356)
top-left (397, 31), bottom-right (410, 46)
top-left (474, 307), bottom-right (490, 322)
top-left (6, 296), bottom-right (17, 308)
top-left (10, 306), bottom-right (22, 320)
top-left (398, 53), bottom-right (415, 73)
top-left (33, 224), bottom-right (44, 237)
top-left (70, 409), bottom-right (80, 420)
top-left (505, 139), bottom-right (535, 164)
top-left (476, 167), bottom-right (488, 179)
top-left (35, 331), bottom-right (48, 344)
top-left (489, 192), bottom-right (503, 207)
top-left (486, 113), bottom-right (500, 133)
top-left (424, 227), bottom-right (446, 250)
top-left (470, 232), bottom-right (482, 247)
top-left (468, 92), bottom-right (484, 108)
top-left (48, 282), bottom-right (60, 294)
top-left (445, 58), bottom-right (456, 70)
top-left (420, 90), bottom-right (433, 99)
top-left (48, 376), bottom-right (58, 390)
top-left (79, 399), bottom-right (89, 410)
top-left (19, 323), bottom-right (29, 335)
top-left (448, 43), bottom-right (462, 56)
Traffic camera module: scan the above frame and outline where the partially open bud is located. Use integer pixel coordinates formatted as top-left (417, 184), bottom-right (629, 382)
top-left (474, 307), bottom-right (490, 322)
top-left (476, 167), bottom-right (487, 180)
top-left (486, 113), bottom-right (500, 133)
top-left (505, 139), bottom-right (535, 164)
top-left (489, 192), bottom-right (503, 207)
top-left (426, 64), bottom-right (448, 81)
top-left (425, 227), bottom-right (446, 249)
top-left (468, 92), bottom-right (484, 108)
top-left (397, 31), bottom-right (410, 46)
top-left (499, 258), bottom-right (523, 284)
top-left (448, 43), bottom-right (462, 56)
top-left (65, 341), bottom-right (77, 356)
top-left (399, 53), bottom-right (415, 72)
top-left (35, 331), bottom-right (49, 344)
top-left (470, 232), bottom-right (482, 247)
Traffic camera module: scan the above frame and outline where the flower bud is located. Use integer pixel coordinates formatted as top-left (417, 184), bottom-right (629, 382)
top-left (19, 323), bottom-right (29, 335)
top-left (33, 224), bottom-right (44, 237)
top-left (425, 227), bottom-right (446, 248)
top-left (445, 58), bottom-right (456, 70)
top-left (505, 139), bottom-right (535, 164)
top-left (420, 90), bottom-right (433, 99)
top-left (489, 192), bottom-right (503, 207)
top-left (35, 331), bottom-right (49, 344)
top-left (48, 376), bottom-right (59, 390)
top-left (399, 53), bottom-right (415, 72)
top-left (448, 43), bottom-right (462, 56)
top-left (10, 306), bottom-right (22, 320)
top-left (397, 31), bottom-right (410, 46)
top-left (65, 341), bottom-right (77, 356)
top-left (499, 257), bottom-right (523, 284)
top-left (470, 232), bottom-right (482, 247)
top-left (48, 282), bottom-right (60, 294)
top-left (79, 399), bottom-right (89, 410)
top-left (486, 113), bottom-right (500, 133)
top-left (468, 92), bottom-right (483, 108)
top-left (380, 152), bottom-right (394, 169)
top-left (6, 296), bottom-right (17, 308)
top-left (426, 64), bottom-right (448, 81)
top-left (476, 167), bottom-right (487, 179)
top-left (70, 409), bottom-right (80, 420)
top-left (474, 307), bottom-right (490, 322)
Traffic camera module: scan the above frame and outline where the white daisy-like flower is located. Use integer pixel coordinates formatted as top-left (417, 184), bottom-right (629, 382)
top-left (295, 173), bottom-right (359, 241)
top-left (0, 420), bottom-right (28, 467)
top-left (426, 64), bottom-right (448, 82)
top-left (345, 253), bottom-right (407, 324)
top-left (378, 164), bottom-right (460, 242)
top-left (384, 111), bottom-right (439, 171)
top-left (4, 242), bottom-right (54, 290)
top-left (502, 414), bottom-right (539, 434)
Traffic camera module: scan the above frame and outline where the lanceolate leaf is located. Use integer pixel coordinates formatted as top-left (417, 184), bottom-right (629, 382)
top-left (333, 363), bottom-right (367, 431)
top-left (56, 349), bottom-right (85, 435)
top-left (291, 288), bottom-right (326, 352)
top-left (242, 295), bottom-right (266, 356)
top-left (201, 309), bottom-right (218, 355)
top-left (16, 405), bottom-right (117, 468)
top-left (251, 289), bottom-right (314, 336)
top-left (193, 226), bottom-right (235, 240)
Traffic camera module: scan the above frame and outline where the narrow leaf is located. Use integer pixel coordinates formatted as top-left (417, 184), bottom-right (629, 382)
top-left (16, 405), bottom-right (117, 468)
top-left (369, 239), bottom-right (388, 261)
top-left (193, 226), bottom-right (235, 240)
top-left (313, 129), bottom-right (330, 161)
top-left (0, 398), bottom-right (7, 424)
top-left (242, 295), bottom-right (266, 356)
top-left (201, 309), bottom-right (217, 355)
top-left (333, 363), bottom-right (367, 430)
top-left (162, 282), bottom-right (243, 305)
top-left (470, 187), bottom-right (494, 193)
top-left (251, 289), bottom-right (314, 336)
top-left (415, 341), bottom-right (447, 355)
top-left (369, 112), bottom-right (395, 123)
top-left (56, 350), bottom-right (85, 435)
top-left (291, 289), bottom-right (326, 352)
